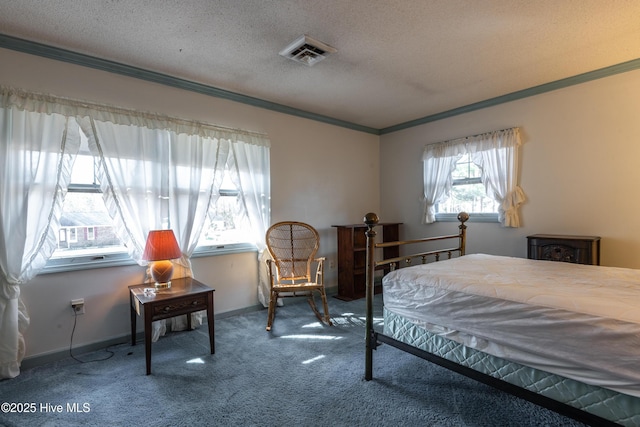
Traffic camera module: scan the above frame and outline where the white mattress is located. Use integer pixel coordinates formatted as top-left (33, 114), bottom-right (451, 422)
top-left (382, 253), bottom-right (640, 397)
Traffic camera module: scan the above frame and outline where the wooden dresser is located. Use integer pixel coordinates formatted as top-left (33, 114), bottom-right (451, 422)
top-left (527, 234), bottom-right (601, 265)
top-left (332, 222), bottom-right (401, 301)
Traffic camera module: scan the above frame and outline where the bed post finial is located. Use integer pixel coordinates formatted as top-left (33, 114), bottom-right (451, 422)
top-left (364, 212), bottom-right (378, 381)
top-left (458, 212), bottom-right (469, 256)
top-left (364, 212), bottom-right (379, 228)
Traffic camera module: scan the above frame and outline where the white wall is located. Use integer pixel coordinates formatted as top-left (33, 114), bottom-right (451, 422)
top-left (380, 68), bottom-right (640, 269)
top-left (0, 48), bottom-right (380, 360)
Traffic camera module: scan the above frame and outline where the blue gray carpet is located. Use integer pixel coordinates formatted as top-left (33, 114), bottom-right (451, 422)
top-left (0, 295), bottom-right (585, 426)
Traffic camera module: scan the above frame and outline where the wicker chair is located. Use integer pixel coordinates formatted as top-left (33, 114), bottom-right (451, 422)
top-left (265, 221), bottom-right (332, 331)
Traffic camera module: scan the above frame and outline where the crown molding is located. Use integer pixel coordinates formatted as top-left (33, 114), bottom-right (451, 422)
top-left (379, 58), bottom-right (640, 135)
top-left (2, 33), bottom-right (639, 137)
top-left (0, 34), bottom-right (379, 135)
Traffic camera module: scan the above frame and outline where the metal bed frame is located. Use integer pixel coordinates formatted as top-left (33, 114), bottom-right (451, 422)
top-left (362, 211), bottom-right (618, 427)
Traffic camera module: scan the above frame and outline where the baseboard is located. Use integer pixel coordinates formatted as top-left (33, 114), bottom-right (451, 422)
top-left (20, 294), bottom-right (343, 371)
top-left (20, 333), bottom-right (140, 370)
top-left (21, 304), bottom-right (266, 371)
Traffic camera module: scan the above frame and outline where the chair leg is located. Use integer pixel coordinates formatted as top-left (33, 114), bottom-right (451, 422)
top-left (307, 293), bottom-right (323, 324)
top-left (266, 291), bottom-right (278, 331)
top-left (307, 289), bottom-right (332, 326)
top-left (319, 288), bottom-right (332, 326)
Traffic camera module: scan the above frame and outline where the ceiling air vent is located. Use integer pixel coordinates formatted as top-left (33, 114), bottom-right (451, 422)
top-left (279, 34), bottom-right (337, 66)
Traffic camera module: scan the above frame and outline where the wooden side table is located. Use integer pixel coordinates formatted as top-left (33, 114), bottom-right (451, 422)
top-left (129, 277), bottom-right (215, 375)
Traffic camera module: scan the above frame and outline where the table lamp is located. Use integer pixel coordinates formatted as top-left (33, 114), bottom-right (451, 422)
top-left (142, 230), bottom-right (182, 289)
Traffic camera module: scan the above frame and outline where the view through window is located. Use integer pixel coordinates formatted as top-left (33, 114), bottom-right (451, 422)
top-left (51, 131), bottom-right (252, 265)
top-left (436, 153), bottom-right (498, 215)
top-left (197, 173), bottom-right (252, 248)
top-left (52, 146), bottom-right (125, 259)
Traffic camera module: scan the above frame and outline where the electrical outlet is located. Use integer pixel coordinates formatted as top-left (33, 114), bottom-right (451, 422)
top-left (71, 298), bottom-right (85, 315)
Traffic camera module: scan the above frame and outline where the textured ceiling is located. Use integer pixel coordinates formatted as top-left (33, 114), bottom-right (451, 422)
top-left (1, 0), bottom-right (640, 131)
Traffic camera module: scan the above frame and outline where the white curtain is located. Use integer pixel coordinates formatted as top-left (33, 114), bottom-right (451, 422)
top-left (422, 127), bottom-right (525, 227)
top-left (421, 142), bottom-right (465, 224)
top-left (0, 88), bottom-right (80, 378)
top-left (81, 117), bottom-right (171, 260)
top-left (227, 138), bottom-right (271, 307)
top-left (169, 132), bottom-right (228, 275)
top-left (468, 128), bottom-right (525, 227)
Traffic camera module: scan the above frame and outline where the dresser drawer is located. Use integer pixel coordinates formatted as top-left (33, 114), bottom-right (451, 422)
top-left (527, 234), bottom-right (600, 265)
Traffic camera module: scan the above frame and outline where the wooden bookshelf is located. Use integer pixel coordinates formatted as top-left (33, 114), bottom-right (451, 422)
top-left (332, 222), bottom-right (401, 301)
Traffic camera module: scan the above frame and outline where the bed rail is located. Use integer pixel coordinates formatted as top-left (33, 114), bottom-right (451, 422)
top-left (364, 211), bottom-right (469, 381)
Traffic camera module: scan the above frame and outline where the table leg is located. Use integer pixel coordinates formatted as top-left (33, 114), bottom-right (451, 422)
top-left (130, 293), bottom-right (136, 346)
top-left (207, 291), bottom-right (215, 354)
top-left (144, 306), bottom-right (153, 375)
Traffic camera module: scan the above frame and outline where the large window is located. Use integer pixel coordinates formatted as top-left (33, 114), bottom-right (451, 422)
top-left (2, 86), bottom-right (270, 274)
top-left (45, 128), bottom-right (261, 272)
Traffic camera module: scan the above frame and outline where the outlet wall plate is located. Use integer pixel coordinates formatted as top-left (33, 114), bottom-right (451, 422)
top-left (71, 299), bottom-right (85, 315)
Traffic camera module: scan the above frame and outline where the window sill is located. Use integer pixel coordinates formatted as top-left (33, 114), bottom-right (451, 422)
top-left (41, 243), bottom-right (257, 274)
top-left (192, 243), bottom-right (258, 258)
top-left (42, 252), bottom-right (136, 274)
top-left (435, 212), bottom-right (499, 223)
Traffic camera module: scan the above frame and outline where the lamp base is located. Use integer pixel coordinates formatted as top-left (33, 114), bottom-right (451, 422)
top-left (150, 260), bottom-right (174, 290)
top-left (155, 281), bottom-right (172, 290)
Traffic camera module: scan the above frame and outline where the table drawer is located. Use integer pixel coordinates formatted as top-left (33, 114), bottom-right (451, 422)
top-left (152, 294), bottom-right (208, 317)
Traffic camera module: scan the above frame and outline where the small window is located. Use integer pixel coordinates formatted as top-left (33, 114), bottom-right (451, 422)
top-left (436, 153), bottom-right (498, 221)
top-left (68, 227), bottom-right (78, 243)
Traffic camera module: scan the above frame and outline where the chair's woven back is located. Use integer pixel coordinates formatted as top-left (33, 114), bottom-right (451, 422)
top-left (266, 222), bottom-right (319, 282)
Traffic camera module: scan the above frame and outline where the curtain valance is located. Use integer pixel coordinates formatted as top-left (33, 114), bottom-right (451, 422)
top-left (0, 86), bottom-right (270, 146)
top-left (423, 127), bottom-right (521, 158)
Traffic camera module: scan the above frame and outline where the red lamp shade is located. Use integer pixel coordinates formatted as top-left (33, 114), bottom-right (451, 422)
top-left (142, 230), bottom-right (182, 261)
top-left (142, 230), bottom-right (182, 289)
